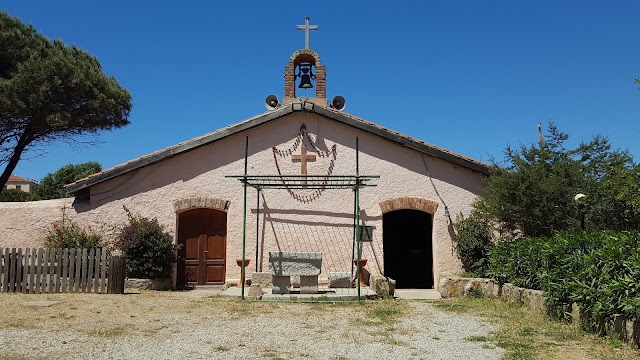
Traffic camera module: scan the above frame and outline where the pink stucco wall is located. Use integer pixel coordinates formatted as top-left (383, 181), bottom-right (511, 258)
top-left (0, 198), bottom-right (76, 249)
top-left (0, 111), bottom-right (485, 287)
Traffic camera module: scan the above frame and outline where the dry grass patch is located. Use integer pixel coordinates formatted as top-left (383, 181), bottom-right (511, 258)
top-left (4, 291), bottom-right (507, 360)
top-left (362, 299), bottom-right (411, 324)
top-left (87, 326), bottom-right (126, 337)
top-left (466, 335), bottom-right (489, 342)
top-left (433, 297), bottom-right (640, 360)
top-left (1, 355), bottom-right (48, 360)
top-left (0, 291), bottom-right (227, 335)
top-left (355, 300), bottom-right (412, 346)
top-left (0, 291), bottom-right (507, 359)
top-left (0, 291), bottom-right (409, 338)
top-left (213, 345), bottom-right (230, 352)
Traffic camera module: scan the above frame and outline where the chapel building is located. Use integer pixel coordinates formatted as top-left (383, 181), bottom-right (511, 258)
top-left (1, 19), bottom-right (490, 291)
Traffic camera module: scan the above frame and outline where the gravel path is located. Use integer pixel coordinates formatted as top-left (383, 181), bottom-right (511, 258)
top-left (0, 291), bottom-right (504, 360)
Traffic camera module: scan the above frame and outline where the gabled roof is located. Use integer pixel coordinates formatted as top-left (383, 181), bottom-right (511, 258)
top-left (66, 103), bottom-right (492, 194)
top-left (8, 175), bottom-right (35, 183)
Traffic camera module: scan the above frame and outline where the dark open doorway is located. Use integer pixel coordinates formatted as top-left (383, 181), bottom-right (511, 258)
top-left (383, 209), bottom-right (433, 288)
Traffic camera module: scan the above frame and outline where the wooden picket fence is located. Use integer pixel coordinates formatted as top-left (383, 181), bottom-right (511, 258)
top-left (0, 247), bottom-right (109, 294)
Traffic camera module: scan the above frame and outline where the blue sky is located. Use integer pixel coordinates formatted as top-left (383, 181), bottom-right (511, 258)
top-left (3, 1), bottom-right (640, 181)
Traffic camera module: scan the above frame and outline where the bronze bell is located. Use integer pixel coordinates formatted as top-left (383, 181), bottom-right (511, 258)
top-left (298, 74), bottom-right (313, 88)
top-left (297, 63), bottom-right (314, 89)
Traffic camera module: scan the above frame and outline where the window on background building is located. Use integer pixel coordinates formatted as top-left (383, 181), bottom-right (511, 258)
top-left (15, 185), bottom-right (21, 191)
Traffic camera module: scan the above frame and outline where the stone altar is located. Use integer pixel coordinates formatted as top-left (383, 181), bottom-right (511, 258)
top-left (268, 252), bottom-right (322, 294)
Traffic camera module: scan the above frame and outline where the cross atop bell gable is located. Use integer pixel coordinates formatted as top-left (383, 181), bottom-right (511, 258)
top-left (283, 18), bottom-right (327, 107)
top-left (296, 17), bottom-right (318, 50)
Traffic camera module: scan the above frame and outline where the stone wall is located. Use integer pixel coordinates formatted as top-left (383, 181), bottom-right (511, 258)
top-left (125, 278), bottom-right (172, 291)
top-left (438, 277), bottom-right (499, 299)
top-left (439, 278), bottom-right (548, 315)
top-left (0, 198), bottom-right (77, 249)
top-left (439, 277), bottom-right (639, 346)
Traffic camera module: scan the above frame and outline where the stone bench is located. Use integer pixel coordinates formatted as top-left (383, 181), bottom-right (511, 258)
top-left (268, 252), bottom-right (322, 294)
top-left (328, 272), bottom-right (351, 288)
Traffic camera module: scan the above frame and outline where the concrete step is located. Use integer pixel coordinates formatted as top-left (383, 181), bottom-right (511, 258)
top-left (394, 289), bottom-right (442, 300)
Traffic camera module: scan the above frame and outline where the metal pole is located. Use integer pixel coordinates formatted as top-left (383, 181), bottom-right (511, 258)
top-left (356, 187), bottom-right (361, 303)
top-left (255, 188), bottom-right (260, 272)
top-left (241, 136), bottom-right (248, 300)
top-left (351, 191), bottom-right (356, 281)
top-left (355, 136), bottom-right (361, 303)
top-left (356, 137), bottom-right (359, 177)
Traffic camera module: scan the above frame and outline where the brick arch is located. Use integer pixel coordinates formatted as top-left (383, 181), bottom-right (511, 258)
top-left (173, 197), bottom-right (230, 213)
top-left (284, 49), bottom-right (326, 100)
top-left (289, 49), bottom-right (322, 66)
top-left (379, 197), bottom-right (439, 215)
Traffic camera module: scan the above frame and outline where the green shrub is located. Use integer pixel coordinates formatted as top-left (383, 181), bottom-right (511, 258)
top-left (569, 232), bottom-right (640, 330)
top-left (488, 230), bottom-right (640, 327)
top-left (43, 221), bottom-right (103, 248)
top-left (0, 189), bottom-right (40, 202)
top-left (453, 213), bottom-right (494, 277)
top-left (114, 208), bottom-right (179, 280)
top-left (474, 124), bottom-right (639, 237)
top-left (488, 236), bottom-right (548, 290)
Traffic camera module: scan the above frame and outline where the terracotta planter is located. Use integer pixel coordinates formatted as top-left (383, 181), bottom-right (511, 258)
top-left (352, 258), bottom-right (368, 287)
top-left (352, 258), bottom-right (368, 267)
top-left (236, 258), bottom-right (250, 267)
top-left (236, 258), bottom-right (250, 287)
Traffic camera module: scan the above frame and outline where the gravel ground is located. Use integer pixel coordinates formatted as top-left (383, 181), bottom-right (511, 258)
top-left (0, 290), bottom-right (504, 360)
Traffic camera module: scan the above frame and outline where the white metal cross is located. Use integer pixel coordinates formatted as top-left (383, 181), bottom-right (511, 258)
top-left (296, 17), bottom-right (318, 49)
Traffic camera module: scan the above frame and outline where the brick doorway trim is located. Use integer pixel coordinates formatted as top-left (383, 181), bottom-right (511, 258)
top-left (173, 197), bottom-right (230, 213)
top-left (379, 197), bottom-right (438, 215)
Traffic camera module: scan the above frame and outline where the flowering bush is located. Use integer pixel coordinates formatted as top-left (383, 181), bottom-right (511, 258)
top-left (44, 221), bottom-right (103, 249)
top-left (114, 207), bottom-right (179, 279)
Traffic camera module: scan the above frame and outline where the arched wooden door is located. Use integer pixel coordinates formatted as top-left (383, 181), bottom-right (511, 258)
top-left (177, 209), bottom-right (227, 286)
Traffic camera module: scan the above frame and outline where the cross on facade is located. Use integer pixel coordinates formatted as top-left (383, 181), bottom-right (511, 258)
top-left (296, 17), bottom-right (318, 49)
top-left (292, 143), bottom-right (317, 175)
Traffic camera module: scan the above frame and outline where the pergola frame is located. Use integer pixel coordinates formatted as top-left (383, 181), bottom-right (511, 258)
top-left (227, 136), bottom-right (379, 301)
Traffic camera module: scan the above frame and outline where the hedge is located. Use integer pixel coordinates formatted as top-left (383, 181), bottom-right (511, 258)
top-left (488, 230), bottom-right (640, 330)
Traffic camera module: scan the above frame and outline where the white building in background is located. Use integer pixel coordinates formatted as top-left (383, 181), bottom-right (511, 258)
top-left (4, 175), bottom-right (39, 194)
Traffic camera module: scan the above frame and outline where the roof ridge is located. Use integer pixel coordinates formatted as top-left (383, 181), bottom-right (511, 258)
top-left (66, 104), bottom-right (491, 193)
top-left (66, 108), bottom-right (290, 188)
top-left (8, 174), bottom-right (36, 183)
top-left (322, 107), bottom-right (489, 168)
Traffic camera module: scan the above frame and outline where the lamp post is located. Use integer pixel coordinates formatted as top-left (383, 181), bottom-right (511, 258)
top-left (574, 193), bottom-right (586, 230)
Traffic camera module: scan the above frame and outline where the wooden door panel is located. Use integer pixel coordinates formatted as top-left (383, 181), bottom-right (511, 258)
top-left (205, 235), bottom-right (225, 284)
top-left (185, 265), bottom-right (198, 283)
top-left (207, 235), bottom-right (225, 260)
top-left (206, 265), bottom-right (225, 284)
top-left (185, 237), bottom-right (199, 261)
top-left (210, 213), bottom-right (226, 234)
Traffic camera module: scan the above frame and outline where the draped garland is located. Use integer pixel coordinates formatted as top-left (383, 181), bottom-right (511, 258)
top-left (272, 124), bottom-right (337, 203)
